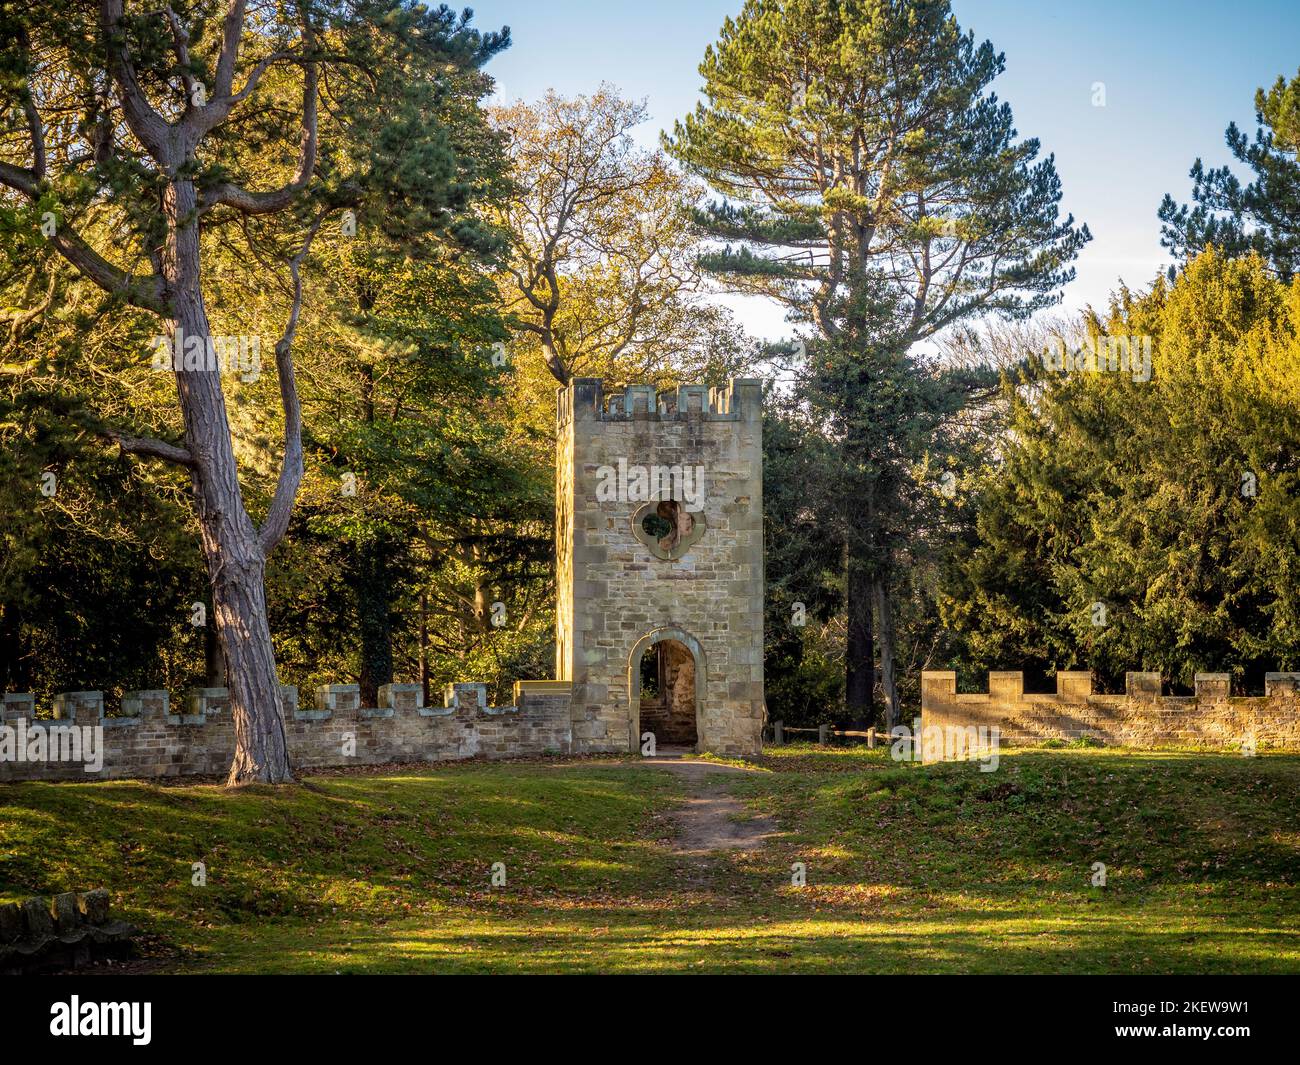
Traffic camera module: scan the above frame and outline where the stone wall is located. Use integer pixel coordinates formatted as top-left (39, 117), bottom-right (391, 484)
top-left (1, 889), bottom-right (134, 974)
top-left (555, 378), bottom-right (765, 756)
top-left (0, 680), bottom-right (573, 782)
top-left (920, 670), bottom-right (1300, 759)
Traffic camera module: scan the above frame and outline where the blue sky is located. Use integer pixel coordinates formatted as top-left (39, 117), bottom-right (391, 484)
top-left (473, 0), bottom-right (1300, 340)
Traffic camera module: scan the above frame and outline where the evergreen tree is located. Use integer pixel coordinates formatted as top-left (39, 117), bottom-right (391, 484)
top-left (665, 0), bottom-right (1087, 724)
top-left (947, 251), bottom-right (1300, 691)
top-left (1159, 69), bottom-right (1300, 281)
top-left (0, 1), bottom-right (508, 781)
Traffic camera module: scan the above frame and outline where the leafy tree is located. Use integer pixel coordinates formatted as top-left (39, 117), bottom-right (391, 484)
top-left (665, 0), bottom-right (1087, 724)
top-left (946, 251), bottom-right (1300, 691)
top-left (269, 238), bottom-right (550, 707)
top-left (492, 87), bottom-right (750, 389)
top-left (0, 1), bottom-right (508, 781)
top-left (1160, 69), bottom-right (1300, 281)
top-left (761, 383), bottom-right (844, 725)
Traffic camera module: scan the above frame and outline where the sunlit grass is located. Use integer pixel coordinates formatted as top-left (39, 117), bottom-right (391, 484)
top-left (1, 748), bottom-right (1297, 973)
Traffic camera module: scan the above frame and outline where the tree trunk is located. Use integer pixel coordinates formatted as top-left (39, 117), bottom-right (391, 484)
top-left (845, 541), bottom-right (876, 723)
top-left (204, 618), bottom-right (226, 687)
top-left (356, 537), bottom-right (395, 708)
top-left (419, 592), bottom-right (430, 708)
top-left (874, 576), bottom-right (900, 730)
top-left (214, 550), bottom-right (292, 784)
top-left (165, 175), bottom-right (292, 784)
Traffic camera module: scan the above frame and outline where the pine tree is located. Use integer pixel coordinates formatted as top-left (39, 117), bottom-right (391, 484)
top-left (1159, 69), bottom-right (1300, 281)
top-left (0, 1), bottom-right (508, 782)
top-left (665, 0), bottom-right (1087, 724)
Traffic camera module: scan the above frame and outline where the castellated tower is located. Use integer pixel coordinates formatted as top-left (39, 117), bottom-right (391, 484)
top-left (555, 378), bottom-right (765, 756)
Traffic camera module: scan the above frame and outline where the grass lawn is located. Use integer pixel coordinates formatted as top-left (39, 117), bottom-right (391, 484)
top-left (1, 746), bottom-right (1297, 973)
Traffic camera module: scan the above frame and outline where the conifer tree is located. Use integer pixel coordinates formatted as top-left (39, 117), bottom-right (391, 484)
top-left (0, 1), bottom-right (508, 782)
top-left (665, 0), bottom-right (1087, 723)
top-left (1160, 69), bottom-right (1300, 281)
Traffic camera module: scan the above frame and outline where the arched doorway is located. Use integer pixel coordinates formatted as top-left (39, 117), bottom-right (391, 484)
top-left (627, 627), bottom-right (705, 753)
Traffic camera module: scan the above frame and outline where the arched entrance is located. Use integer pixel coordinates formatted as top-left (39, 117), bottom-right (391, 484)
top-left (627, 627), bottom-right (705, 752)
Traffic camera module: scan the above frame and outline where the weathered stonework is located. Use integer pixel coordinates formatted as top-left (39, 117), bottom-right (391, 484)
top-left (0, 889), bottom-right (135, 974)
top-left (920, 670), bottom-right (1300, 760)
top-left (555, 379), bottom-right (765, 756)
top-left (0, 681), bottom-right (572, 782)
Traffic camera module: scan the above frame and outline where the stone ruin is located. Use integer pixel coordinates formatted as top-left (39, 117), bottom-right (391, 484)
top-left (0, 889), bottom-right (134, 973)
top-left (0, 377), bottom-right (767, 781)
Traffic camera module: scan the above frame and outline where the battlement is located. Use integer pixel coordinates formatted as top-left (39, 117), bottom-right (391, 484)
top-left (920, 669), bottom-right (1300, 760)
top-left (557, 377), bottom-right (762, 427)
top-left (0, 678), bottom-right (574, 782)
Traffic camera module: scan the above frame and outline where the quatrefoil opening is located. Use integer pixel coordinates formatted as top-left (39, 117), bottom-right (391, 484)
top-left (633, 500), bottom-right (706, 561)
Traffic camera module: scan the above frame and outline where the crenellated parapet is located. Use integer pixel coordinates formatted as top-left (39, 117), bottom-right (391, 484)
top-left (920, 669), bottom-right (1300, 760)
top-left (557, 377), bottom-right (762, 427)
top-left (0, 678), bottom-right (574, 782)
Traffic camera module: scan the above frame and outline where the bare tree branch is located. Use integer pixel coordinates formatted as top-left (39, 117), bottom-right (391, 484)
top-left (102, 428), bottom-right (196, 467)
top-left (99, 0), bottom-right (172, 159)
top-left (0, 160), bottom-right (168, 311)
top-left (200, 55), bottom-right (319, 213)
top-left (16, 27), bottom-right (45, 180)
top-left (211, 0), bottom-right (249, 101)
top-left (258, 210), bottom-right (325, 554)
top-left (163, 4), bottom-right (198, 101)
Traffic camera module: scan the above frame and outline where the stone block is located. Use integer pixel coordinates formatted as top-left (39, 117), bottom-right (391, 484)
top-left (315, 684), bottom-right (360, 713)
top-left (22, 897), bottom-right (53, 937)
top-left (1126, 672), bottom-right (1162, 699)
top-left (379, 683), bottom-right (423, 711)
top-left (50, 892), bottom-right (80, 932)
top-left (2, 693), bottom-right (34, 721)
top-left (1195, 673), bottom-right (1231, 700)
top-left (1265, 673), bottom-right (1300, 696)
top-left (1056, 671), bottom-right (1093, 699)
top-left (122, 689), bottom-right (168, 720)
top-left (53, 691), bottom-right (103, 724)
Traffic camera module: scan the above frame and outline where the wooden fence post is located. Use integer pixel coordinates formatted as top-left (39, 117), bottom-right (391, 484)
top-left (774, 720), bottom-right (784, 745)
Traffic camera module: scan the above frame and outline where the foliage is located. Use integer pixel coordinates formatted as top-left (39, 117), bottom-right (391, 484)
top-left (2, 750), bottom-right (1298, 973)
top-left (944, 250), bottom-right (1300, 692)
top-left (666, 0), bottom-right (1088, 722)
top-left (1160, 68), bottom-right (1300, 281)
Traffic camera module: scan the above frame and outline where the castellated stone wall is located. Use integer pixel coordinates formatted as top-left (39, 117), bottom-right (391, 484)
top-left (555, 378), bottom-right (765, 756)
top-left (0, 680), bottom-right (573, 782)
top-left (921, 670), bottom-right (1300, 759)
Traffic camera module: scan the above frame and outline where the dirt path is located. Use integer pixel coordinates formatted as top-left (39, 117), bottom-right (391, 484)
top-left (641, 758), bottom-right (778, 855)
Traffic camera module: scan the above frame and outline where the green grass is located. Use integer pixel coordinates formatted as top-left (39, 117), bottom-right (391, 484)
top-left (1, 747), bottom-right (1298, 973)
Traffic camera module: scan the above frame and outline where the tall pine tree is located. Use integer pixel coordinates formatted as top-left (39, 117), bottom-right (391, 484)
top-left (1160, 69), bottom-right (1300, 281)
top-left (0, 1), bottom-right (508, 782)
top-left (665, 0), bottom-right (1087, 724)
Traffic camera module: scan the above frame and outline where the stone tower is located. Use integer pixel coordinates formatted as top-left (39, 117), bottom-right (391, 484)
top-left (555, 378), bottom-right (765, 756)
